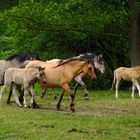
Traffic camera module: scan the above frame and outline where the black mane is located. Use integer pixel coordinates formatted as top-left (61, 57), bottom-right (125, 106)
top-left (54, 57), bottom-right (86, 68)
top-left (6, 53), bottom-right (40, 62)
top-left (77, 53), bottom-right (95, 62)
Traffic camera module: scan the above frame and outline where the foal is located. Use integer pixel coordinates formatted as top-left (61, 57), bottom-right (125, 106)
top-left (0, 67), bottom-right (46, 107)
top-left (111, 66), bottom-right (140, 99)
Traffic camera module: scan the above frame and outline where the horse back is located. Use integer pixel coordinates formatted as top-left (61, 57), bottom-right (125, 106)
top-left (5, 68), bottom-right (39, 85)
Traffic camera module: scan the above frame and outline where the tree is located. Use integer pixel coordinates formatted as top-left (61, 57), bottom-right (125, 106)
top-left (0, 0), bottom-right (133, 88)
top-left (130, 0), bottom-right (140, 66)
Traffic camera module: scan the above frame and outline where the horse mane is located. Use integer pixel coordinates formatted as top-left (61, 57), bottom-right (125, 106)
top-left (54, 57), bottom-right (87, 68)
top-left (5, 53), bottom-right (40, 62)
top-left (77, 53), bottom-right (95, 60)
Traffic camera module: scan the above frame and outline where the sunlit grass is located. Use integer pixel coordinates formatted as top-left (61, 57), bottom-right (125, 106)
top-left (0, 86), bottom-right (140, 140)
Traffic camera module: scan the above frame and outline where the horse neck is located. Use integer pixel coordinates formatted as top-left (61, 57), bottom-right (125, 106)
top-left (64, 60), bottom-right (86, 76)
top-left (27, 68), bottom-right (39, 80)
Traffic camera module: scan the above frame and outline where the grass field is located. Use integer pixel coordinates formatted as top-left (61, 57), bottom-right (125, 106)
top-left (0, 87), bottom-right (140, 140)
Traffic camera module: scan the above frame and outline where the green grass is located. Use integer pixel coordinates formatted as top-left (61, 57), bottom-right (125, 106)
top-left (0, 87), bottom-right (140, 140)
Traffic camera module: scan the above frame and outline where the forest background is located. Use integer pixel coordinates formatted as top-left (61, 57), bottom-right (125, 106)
top-left (0, 0), bottom-right (140, 89)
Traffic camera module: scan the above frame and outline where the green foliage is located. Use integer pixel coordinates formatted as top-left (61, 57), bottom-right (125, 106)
top-left (0, 0), bottom-right (131, 89)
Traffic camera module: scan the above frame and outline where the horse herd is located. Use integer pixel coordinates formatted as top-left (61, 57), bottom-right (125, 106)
top-left (0, 52), bottom-right (139, 112)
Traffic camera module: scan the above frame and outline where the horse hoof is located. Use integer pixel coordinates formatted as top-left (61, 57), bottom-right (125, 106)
top-left (57, 107), bottom-right (63, 111)
top-left (7, 101), bottom-right (11, 105)
top-left (31, 103), bottom-right (40, 108)
top-left (70, 107), bottom-right (75, 112)
top-left (57, 104), bottom-right (60, 110)
top-left (18, 105), bottom-right (23, 108)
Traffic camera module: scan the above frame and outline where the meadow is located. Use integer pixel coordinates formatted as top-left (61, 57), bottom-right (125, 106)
top-left (0, 86), bottom-right (140, 140)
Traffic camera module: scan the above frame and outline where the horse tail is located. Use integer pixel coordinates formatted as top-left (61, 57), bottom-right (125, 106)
top-left (111, 70), bottom-right (116, 90)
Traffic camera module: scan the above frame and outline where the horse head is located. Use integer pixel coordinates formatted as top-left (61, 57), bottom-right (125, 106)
top-left (77, 53), bottom-right (105, 74)
top-left (37, 67), bottom-right (46, 85)
top-left (93, 54), bottom-right (105, 74)
top-left (83, 63), bottom-right (97, 80)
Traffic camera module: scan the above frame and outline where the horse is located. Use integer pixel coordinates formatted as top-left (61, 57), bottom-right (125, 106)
top-left (2, 53), bottom-right (40, 104)
top-left (0, 52), bottom-right (40, 85)
top-left (25, 57), bottom-right (97, 112)
top-left (41, 53), bottom-right (105, 100)
top-left (111, 66), bottom-right (140, 99)
top-left (0, 67), bottom-right (46, 107)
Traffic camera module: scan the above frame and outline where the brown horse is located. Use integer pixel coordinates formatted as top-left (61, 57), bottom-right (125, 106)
top-left (25, 57), bottom-right (97, 112)
top-left (42, 53), bottom-right (105, 100)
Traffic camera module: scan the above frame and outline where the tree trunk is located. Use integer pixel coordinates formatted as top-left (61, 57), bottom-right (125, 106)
top-left (130, 0), bottom-right (140, 66)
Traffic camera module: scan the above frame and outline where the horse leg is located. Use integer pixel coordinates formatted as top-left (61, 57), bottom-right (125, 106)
top-left (111, 71), bottom-right (116, 90)
top-left (75, 77), bottom-right (89, 100)
top-left (115, 78), bottom-right (121, 99)
top-left (52, 88), bottom-right (58, 100)
top-left (0, 84), bottom-right (8, 103)
top-left (132, 79), bottom-right (140, 97)
top-left (12, 85), bottom-right (22, 107)
top-left (7, 85), bottom-right (23, 104)
top-left (73, 82), bottom-right (80, 96)
top-left (29, 84), bottom-right (39, 108)
top-left (131, 83), bottom-right (136, 99)
top-left (29, 86), bottom-right (35, 108)
top-left (56, 90), bottom-right (65, 110)
top-left (41, 88), bottom-right (46, 98)
top-left (62, 84), bottom-right (75, 112)
top-left (79, 81), bottom-right (89, 100)
top-left (41, 88), bottom-right (57, 100)
top-left (17, 85), bottom-right (24, 104)
top-left (23, 87), bottom-right (29, 108)
top-left (7, 85), bottom-right (13, 104)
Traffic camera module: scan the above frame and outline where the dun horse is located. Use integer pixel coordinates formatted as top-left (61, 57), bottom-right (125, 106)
top-left (0, 53), bottom-right (40, 85)
top-left (111, 66), bottom-right (140, 99)
top-left (25, 57), bottom-right (97, 112)
top-left (42, 53), bottom-right (105, 100)
top-left (0, 67), bottom-right (46, 107)
top-left (2, 53), bottom-right (40, 104)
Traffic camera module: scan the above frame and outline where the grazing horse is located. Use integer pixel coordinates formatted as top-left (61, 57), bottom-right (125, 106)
top-left (41, 53), bottom-right (105, 100)
top-left (0, 67), bottom-right (46, 107)
top-left (3, 53), bottom-right (40, 104)
top-left (25, 58), bottom-right (97, 112)
top-left (111, 66), bottom-right (140, 99)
